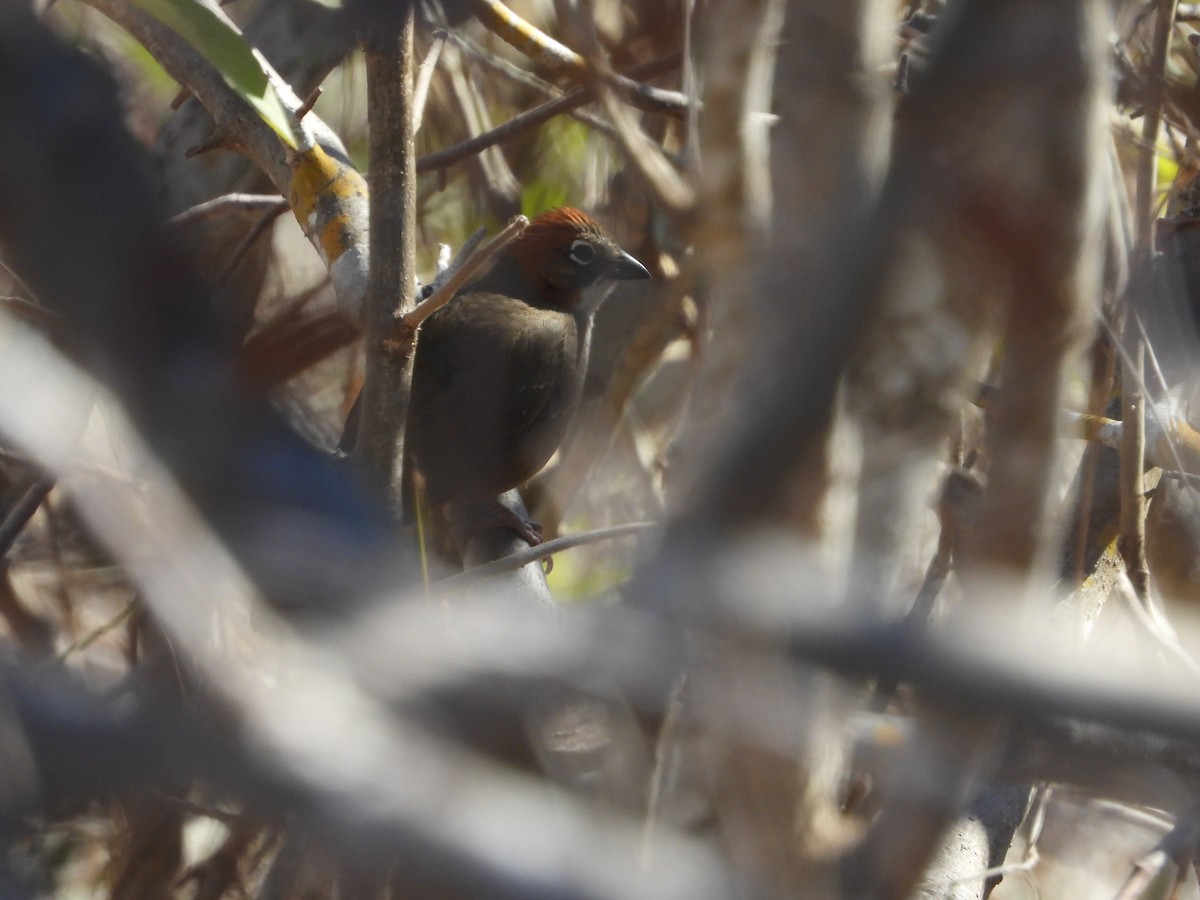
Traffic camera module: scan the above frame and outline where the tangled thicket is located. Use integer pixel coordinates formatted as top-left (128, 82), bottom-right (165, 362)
top-left (5, 0), bottom-right (1200, 897)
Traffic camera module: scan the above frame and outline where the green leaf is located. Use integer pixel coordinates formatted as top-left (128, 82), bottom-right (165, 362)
top-left (129, 0), bottom-right (297, 148)
top-left (1157, 147), bottom-right (1180, 193)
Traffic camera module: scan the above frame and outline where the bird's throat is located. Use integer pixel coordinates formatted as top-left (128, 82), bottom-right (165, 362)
top-left (570, 310), bottom-right (595, 418)
top-left (578, 280), bottom-right (617, 316)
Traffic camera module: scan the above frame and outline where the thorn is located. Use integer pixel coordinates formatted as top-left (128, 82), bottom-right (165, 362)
top-left (894, 53), bottom-right (910, 94)
top-left (170, 86), bottom-right (192, 110)
top-left (185, 133), bottom-right (230, 159)
top-left (296, 87), bottom-right (322, 121)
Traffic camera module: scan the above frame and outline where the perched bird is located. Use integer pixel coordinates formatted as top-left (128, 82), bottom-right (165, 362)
top-left (344, 207), bottom-right (650, 545)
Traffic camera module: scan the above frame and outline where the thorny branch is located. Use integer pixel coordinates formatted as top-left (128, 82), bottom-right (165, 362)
top-left (12, 1), bottom-right (1200, 898)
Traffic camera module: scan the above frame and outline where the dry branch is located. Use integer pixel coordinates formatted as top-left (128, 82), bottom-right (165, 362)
top-left (82, 0), bottom-right (372, 320)
top-left (416, 52), bottom-right (682, 173)
top-left (561, 0), bottom-right (696, 217)
top-left (472, 0), bottom-right (690, 116)
top-left (354, 10), bottom-right (420, 515)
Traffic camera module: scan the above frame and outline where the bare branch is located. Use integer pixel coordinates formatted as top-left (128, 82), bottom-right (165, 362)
top-left (440, 521), bottom-right (654, 587)
top-left (416, 52), bottom-right (682, 174)
top-left (413, 28), bottom-right (447, 133)
top-left (1119, 0), bottom-right (1178, 602)
top-left (354, 10), bottom-right (420, 516)
top-left (471, 0), bottom-right (690, 116)
top-left (401, 216), bottom-right (529, 331)
top-left (559, 0), bottom-right (696, 217)
top-left (165, 192), bottom-right (287, 228)
top-left (447, 30), bottom-right (614, 136)
top-left (82, 0), bottom-right (372, 320)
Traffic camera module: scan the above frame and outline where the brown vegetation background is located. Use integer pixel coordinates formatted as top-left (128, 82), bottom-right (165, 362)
top-left (2, 0), bottom-right (1200, 897)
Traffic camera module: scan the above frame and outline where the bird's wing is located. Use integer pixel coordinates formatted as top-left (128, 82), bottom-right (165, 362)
top-left (501, 307), bottom-right (578, 440)
top-left (410, 293), bottom-right (578, 499)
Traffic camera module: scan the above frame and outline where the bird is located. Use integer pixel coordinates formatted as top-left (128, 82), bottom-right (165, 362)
top-left (342, 207), bottom-right (650, 546)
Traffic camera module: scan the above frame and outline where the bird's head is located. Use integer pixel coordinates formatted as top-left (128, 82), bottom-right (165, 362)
top-left (497, 207), bottom-right (650, 313)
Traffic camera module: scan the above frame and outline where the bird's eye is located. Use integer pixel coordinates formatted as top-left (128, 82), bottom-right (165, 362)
top-left (569, 239), bottom-right (596, 265)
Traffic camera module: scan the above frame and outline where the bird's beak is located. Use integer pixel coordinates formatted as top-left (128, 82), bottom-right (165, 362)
top-left (608, 249), bottom-right (651, 280)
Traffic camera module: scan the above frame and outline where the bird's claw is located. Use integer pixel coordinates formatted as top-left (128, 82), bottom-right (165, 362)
top-left (513, 517), bottom-right (543, 546)
top-left (509, 519), bottom-right (554, 574)
top-left (476, 504), bottom-right (554, 573)
top-left (453, 500), bottom-right (546, 550)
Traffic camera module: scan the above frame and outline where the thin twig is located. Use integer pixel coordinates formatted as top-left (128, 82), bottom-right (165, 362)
top-left (1113, 568), bottom-right (1200, 682)
top-left (1120, 318), bottom-right (1152, 599)
top-left (166, 193), bottom-right (288, 229)
top-left (681, 0), bottom-right (699, 170)
top-left (642, 673), bottom-right (689, 867)
top-left (295, 86), bottom-right (322, 121)
top-left (1079, 797), bottom-right (1174, 834)
top-left (1120, 0), bottom-right (1178, 602)
top-left (0, 471), bottom-right (54, 558)
top-left (905, 474), bottom-right (968, 626)
top-left (472, 0), bottom-right (688, 116)
top-left (561, 0), bottom-right (695, 216)
top-left (1113, 812), bottom-right (1200, 900)
top-left (425, 227), bottom-right (487, 296)
top-left (439, 521), bottom-right (654, 588)
top-left (399, 215), bottom-right (528, 332)
top-left (212, 199), bottom-right (290, 288)
top-left (444, 45), bottom-right (521, 213)
top-left (871, 463), bottom-right (978, 711)
top-left (413, 29), bottom-right (447, 133)
top-left (935, 851), bottom-right (1041, 891)
top-left (1089, 315), bottom-right (1200, 475)
top-left (53, 599), bottom-right (138, 662)
top-left (184, 132), bottom-right (233, 159)
top-left (416, 52), bottom-right (682, 174)
top-left (446, 30), bottom-right (614, 137)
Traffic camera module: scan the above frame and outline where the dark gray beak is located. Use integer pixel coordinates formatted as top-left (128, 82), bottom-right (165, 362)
top-left (608, 249), bottom-right (651, 280)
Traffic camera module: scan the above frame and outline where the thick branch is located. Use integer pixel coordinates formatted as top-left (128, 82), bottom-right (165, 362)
top-left (355, 11), bottom-right (419, 516)
top-left (83, 0), bottom-right (371, 319)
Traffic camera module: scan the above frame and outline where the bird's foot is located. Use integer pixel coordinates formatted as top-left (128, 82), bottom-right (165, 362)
top-left (450, 499), bottom-right (544, 548)
top-left (444, 496), bottom-right (559, 571)
top-left (491, 511), bottom-right (554, 574)
top-left (513, 516), bottom-right (544, 547)
top-left (480, 502), bottom-right (543, 546)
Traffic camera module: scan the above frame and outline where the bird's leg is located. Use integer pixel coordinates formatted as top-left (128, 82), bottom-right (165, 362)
top-left (448, 498), bottom-right (544, 547)
top-left (491, 503), bottom-right (544, 546)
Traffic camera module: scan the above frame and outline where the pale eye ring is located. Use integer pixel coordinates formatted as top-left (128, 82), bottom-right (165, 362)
top-left (569, 239), bottom-right (596, 265)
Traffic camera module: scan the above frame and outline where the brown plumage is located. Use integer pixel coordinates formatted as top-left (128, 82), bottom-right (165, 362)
top-left (344, 207), bottom-right (650, 544)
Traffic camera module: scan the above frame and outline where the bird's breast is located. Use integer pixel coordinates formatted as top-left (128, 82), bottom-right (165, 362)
top-left (409, 292), bottom-right (585, 504)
